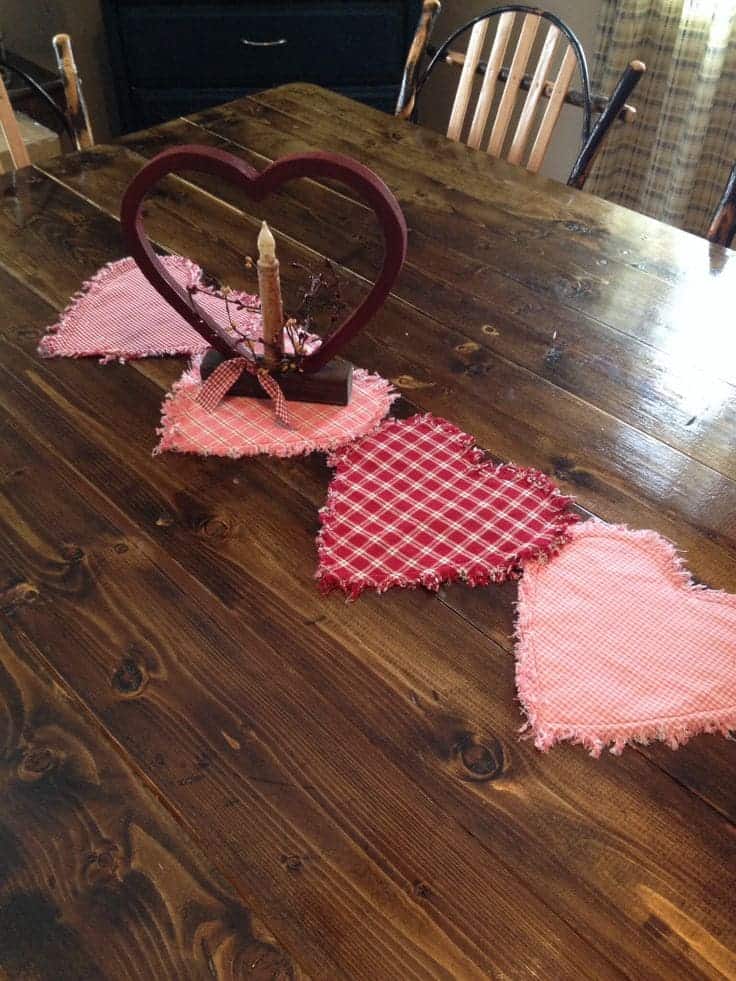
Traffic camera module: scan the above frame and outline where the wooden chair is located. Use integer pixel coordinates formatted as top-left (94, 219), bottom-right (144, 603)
top-left (396, 2), bottom-right (645, 189)
top-left (0, 69), bottom-right (31, 168)
top-left (0, 33), bottom-right (93, 170)
top-left (707, 164), bottom-right (736, 248)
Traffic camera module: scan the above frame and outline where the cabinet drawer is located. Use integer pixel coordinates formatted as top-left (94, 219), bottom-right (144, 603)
top-left (119, 3), bottom-right (407, 88)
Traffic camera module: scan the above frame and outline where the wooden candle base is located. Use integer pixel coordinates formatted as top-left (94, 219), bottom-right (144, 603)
top-left (200, 350), bottom-right (354, 406)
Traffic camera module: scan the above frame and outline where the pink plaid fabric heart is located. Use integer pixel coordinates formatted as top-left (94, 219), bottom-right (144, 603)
top-left (38, 256), bottom-right (262, 363)
top-left (317, 414), bottom-right (577, 599)
top-left (515, 521), bottom-right (736, 756)
top-left (155, 356), bottom-right (397, 458)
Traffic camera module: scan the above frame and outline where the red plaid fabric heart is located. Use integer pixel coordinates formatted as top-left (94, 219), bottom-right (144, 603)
top-left (317, 414), bottom-right (577, 599)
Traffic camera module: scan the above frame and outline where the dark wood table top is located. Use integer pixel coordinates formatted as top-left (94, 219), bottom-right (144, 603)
top-left (1, 82), bottom-right (734, 980)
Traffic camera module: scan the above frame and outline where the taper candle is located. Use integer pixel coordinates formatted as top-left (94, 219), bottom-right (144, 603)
top-left (257, 220), bottom-right (284, 367)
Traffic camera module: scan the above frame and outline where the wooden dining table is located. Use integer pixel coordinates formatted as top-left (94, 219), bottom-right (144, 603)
top-left (0, 83), bottom-right (734, 979)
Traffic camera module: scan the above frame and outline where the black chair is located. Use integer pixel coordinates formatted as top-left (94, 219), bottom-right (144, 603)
top-left (396, 2), bottom-right (645, 189)
top-left (707, 164), bottom-right (736, 248)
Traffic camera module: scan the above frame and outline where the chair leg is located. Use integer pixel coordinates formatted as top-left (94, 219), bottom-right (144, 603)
top-left (567, 59), bottom-right (645, 190)
top-left (707, 164), bottom-right (736, 248)
top-left (52, 34), bottom-right (94, 151)
top-left (0, 72), bottom-right (31, 169)
top-left (396, 0), bottom-right (442, 120)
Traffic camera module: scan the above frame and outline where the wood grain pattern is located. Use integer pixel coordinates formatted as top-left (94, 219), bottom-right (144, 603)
top-left (164, 89), bottom-right (736, 481)
top-left (0, 84), bottom-right (734, 978)
top-left (0, 177), bottom-right (620, 981)
top-left (112, 97), bottom-right (736, 552)
top-left (1, 270), bottom-right (734, 978)
top-left (0, 632), bottom-right (304, 981)
top-left (27, 115), bottom-right (736, 814)
top-left (0, 270), bottom-right (305, 981)
top-left (23, 113), bottom-right (732, 794)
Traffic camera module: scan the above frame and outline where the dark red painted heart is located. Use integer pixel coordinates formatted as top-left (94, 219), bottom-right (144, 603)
top-left (120, 145), bottom-right (407, 373)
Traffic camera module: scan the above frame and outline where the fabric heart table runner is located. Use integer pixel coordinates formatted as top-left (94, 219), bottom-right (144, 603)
top-left (39, 261), bottom-right (736, 758)
top-left (38, 255), bottom-right (397, 456)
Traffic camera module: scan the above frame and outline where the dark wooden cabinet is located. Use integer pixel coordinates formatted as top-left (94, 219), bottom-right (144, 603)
top-left (102, 0), bottom-right (422, 132)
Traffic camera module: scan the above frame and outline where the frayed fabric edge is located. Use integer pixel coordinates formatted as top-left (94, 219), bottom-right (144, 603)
top-left (316, 415), bottom-right (578, 600)
top-left (326, 413), bottom-right (475, 469)
top-left (514, 518), bottom-right (736, 757)
top-left (315, 531), bottom-right (574, 602)
top-left (37, 255), bottom-right (260, 363)
top-left (317, 554), bottom-right (528, 602)
top-left (568, 519), bottom-right (734, 600)
top-left (153, 365), bottom-right (398, 459)
top-left (516, 713), bottom-right (736, 759)
top-left (38, 255), bottom-right (205, 361)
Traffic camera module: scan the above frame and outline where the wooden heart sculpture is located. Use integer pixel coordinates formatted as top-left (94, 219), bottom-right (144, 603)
top-left (120, 145), bottom-right (407, 375)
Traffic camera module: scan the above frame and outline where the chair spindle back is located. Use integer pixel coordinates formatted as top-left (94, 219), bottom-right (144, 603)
top-left (399, 5), bottom-right (592, 175)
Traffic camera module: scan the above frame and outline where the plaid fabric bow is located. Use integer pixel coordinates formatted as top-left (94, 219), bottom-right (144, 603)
top-left (196, 356), bottom-right (291, 427)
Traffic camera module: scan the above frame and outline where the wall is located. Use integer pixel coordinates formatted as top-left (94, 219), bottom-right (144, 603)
top-left (2, 0), bottom-right (116, 140)
top-left (417, 0), bottom-right (601, 182)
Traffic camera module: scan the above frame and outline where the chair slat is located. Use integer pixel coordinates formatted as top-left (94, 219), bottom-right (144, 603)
top-left (467, 11), bottom-right (514, 150)
top-left (436, 52), bottom-right (637, 125)
top-left (447, 19), bottom-right (488, 142)
top-left (0, 73), bottom-right (31, 170)
top-left (526, 45), bottom-right (577, 173)
top-left (486, 13), bottom-right (539, 157)
top-left (507, 24), bottom-right (559, 166)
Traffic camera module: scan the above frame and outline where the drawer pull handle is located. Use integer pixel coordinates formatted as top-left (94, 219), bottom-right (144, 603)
top-left (241, 37), bottom-right (288, 47)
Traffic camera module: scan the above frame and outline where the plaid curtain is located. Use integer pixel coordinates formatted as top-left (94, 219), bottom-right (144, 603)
top-left (587, 0), bottom-right (736, 236)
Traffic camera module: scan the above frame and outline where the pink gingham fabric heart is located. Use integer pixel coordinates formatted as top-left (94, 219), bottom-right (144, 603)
top-left (317, 414), bottom-right (577, 599)
top-left (515, 521), bottom-right (736, 756)
top-left (38, 256), bottom-right (262, 363)
top-left (155, 356), bottom-right (397, 458)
